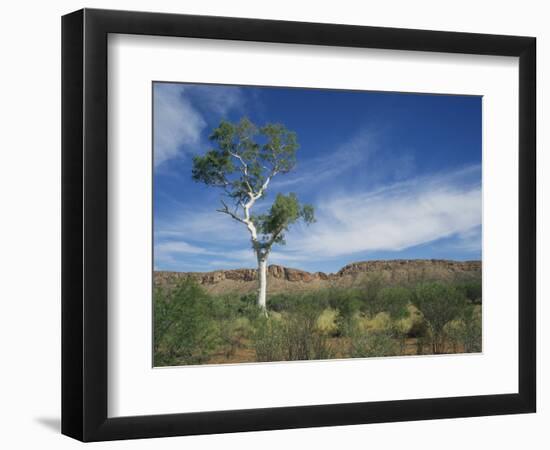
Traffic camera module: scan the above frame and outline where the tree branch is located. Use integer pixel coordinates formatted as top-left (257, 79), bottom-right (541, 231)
top-left (254, 170), bottom-right (277, 199)
top-left (228, 150), bottom-right (255, 196)
top-left (228, 150), bottom-right (248, 174)
top-left (265, 225), bottom-right (285, 247)
top-left (216, 200), bottom-right (246, 225)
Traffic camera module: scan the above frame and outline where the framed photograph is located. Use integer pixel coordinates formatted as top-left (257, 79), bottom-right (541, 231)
top-left (62, 8), bottom-right (536, 442)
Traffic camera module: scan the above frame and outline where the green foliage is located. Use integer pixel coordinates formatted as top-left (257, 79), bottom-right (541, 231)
top-left (190, 146), bottom-right (235, 189)
top-left (216, 318), bottom-right (244, 359)
top-left (253, 193), bottom-right (315, 245)
top-left (328, 288), bottom-right (361, 316)
top-left (252, 316), bottom-right (286, 362)
top-left (412, 282), bottom-right (468, 353)
top-left (445, 304), bottom-right (482, 353)
top-left (191, 118), bottom-right (314, 255)
top-left (461, 304), bottom-right (482, 352)
top-left (403, 304), bottom-right (428, 337)
top-left (251, 302), bottom-right (333, 362)
top-left (349, 329), bottom-right (399, 358)
top-left (282, 316), bottom-right (333, 361)
top-left (154, 277), bottom-right (481, 365)
top-left (268, 291), bottom-right (329, 313)
top-left (455, 280), bottom-right (482, 304)
top-left (191, 117), bottom-right (298, 202)
top-left (192, 118), bottom-right (269, 201)
top-left (316, 308), bottom-right (339, 334)
top-left (374, 287), bottom-right (411, 319)
top-left (356, 274), bottom-right (385, 315)
top-left (154, 278), bottom-right (218, 366)
top-left (260, 123), bottom-right (299, 173)
top-left (327, 288), bottom-right (362, 336)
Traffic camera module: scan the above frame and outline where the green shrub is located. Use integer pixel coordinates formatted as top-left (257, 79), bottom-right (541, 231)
top-left (356, 274), bottom-right (385, 313)
top-left (445, 304), bottom-right (482, 353)
top-left (316, 308), bottom-right (339, 335)
top-left (251, 303), bottom-right (333, 362)
top-left (252, 316), bottom-right (286, 362)
top-left (268, 291), bottom-right (329, 313)
top-left (349, 329), bottom-right (399, 358)
top-left (267, 292), bottom-right (295, 313)
top-left (215, 317), bottom-right (253, 359)
top-left (455, 280), bottom-right (482, 304)
top-left (282, 312), bottom-right (333, 361)
top-left (328, 289), bottom-right (361, 337)
top-left (153, 278), bottom-right (218, 366)
top-left (412, 282), bottom-right (468, 354)
top-left (462, 305), bottom-right (482, 352)
top-left (404, 304), bottom-right (428, 337)
top-left (375, 286), bottom-right (411, 319)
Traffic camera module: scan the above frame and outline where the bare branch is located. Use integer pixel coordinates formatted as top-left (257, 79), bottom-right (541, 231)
top-left (228, 150), bottom-right (248, 173)
top-left (216, 200), bottom-right (246, 225)
top-left (254, 170), bottom-right (278, 200)
top-left (227, 149), bottom-right (255, 196)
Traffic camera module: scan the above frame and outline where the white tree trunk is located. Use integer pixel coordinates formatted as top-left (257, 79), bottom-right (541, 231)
top-left (257, 254), bottom-right (268, 313)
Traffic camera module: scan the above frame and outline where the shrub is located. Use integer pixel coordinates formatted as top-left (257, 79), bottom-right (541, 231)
top-left (404, 304), bottom-right (428, 337)
top-left (289, 292), bottom-right (329, 315)
top-left (251, 303), bottom-right (333, 362)
top-left (328, 289), bottom-right (361, 336)
top-left (374, 286), bottom-right (411, 319)
top-left (412, 282), bottom-right (468, 354)
top-left (445, 304), bottom-right (482, 353)
top-left (462, 304), bottom-right (482, 352)
top-left (356, 273), bottom-right (385, 312)
top-left (268, 291), bottom-right (329, 314)
top-left (153, 278), bottom-right (218, 366)
top-left (236, 293), bottom-right (263, 319)
top-left (252, 316), bottom-right (286, 362)
top-left (363, 311), bottom-right (393, 332)
top-left (282, 312), bottom-right (333, 361)
top-left (215, 316), bottom-right (254, 359)
top-left (349, 329), bottom-right (399, 358)
top-left (455, 280), bottom-right (482, 304)
top-left (316, 308), bottom-right (339, 335)
top-left (267, 293), bottom-right (295, 312)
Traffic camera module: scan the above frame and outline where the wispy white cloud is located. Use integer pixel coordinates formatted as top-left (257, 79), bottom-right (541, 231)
top-left (271, 128), bottom-right (416, 192)
top-left (154, 239), bottom-right (255, 270)
top-left (154, 240), bottom-right (209, 268)
top-left (156, 240), bottom-right (211, 255)
top-left (154, 84), bottom-right (206, 167)
top-left (155, 165), bottom-right (481, 271)
top-left (187, 85), bottom-right (244, 116)
top-left (154, 207), bottom-right (256, 269)
top-left (276, 165), bottom-right (481, 260)
top-left (155, 207), bottom-right (248, 245)
top-left (154, 164), bottom-right (481, 270)
top-left (443, 225), bottom-right (482, 253)
top-left (153, 83), bottom-right (244, 167)
top-left (271, 129), bottom-right (375, 190)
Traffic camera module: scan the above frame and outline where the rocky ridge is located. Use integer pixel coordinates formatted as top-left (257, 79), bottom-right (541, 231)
top-left (154, 259), bottom-right (481, 295)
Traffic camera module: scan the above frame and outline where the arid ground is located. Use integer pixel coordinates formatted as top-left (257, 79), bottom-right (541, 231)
top-left (153, 259), bottom-right (481, 366)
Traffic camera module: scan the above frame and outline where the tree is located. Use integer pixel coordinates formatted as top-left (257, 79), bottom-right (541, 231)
top-left (412, 282), bottom-right (467, 354)
top-left (192, 118), bottom-right (315, 312)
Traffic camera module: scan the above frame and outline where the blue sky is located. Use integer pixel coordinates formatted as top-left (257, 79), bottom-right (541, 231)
top-left (153, 82), bottom-right (481, 273)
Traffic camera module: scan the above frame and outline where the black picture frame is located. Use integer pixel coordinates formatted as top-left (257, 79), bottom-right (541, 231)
top-left (61, 8), bottom-right (536, 442)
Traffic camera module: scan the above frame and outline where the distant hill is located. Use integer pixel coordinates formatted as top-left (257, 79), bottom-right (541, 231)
top-left (154, 259), bottom-right (481, 295)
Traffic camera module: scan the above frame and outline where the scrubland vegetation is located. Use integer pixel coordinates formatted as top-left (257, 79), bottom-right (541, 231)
top-left (154, 275), bottom-right (482, 366)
